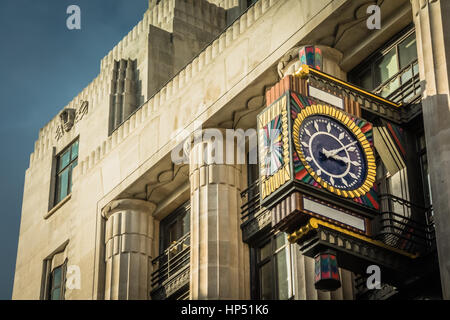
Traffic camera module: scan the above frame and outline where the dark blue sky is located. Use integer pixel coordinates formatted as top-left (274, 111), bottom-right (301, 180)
top-left (0, 0), bottom-right (148, 299)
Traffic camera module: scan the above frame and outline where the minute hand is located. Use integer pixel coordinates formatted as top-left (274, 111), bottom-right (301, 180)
top-left (327, 141), bottom-right (358, 157)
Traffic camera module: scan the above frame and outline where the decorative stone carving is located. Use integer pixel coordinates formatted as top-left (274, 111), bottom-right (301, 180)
top-left (60, 108), bottom-right (76, 133)
top-left (55, 100), bottom-right (89, 141)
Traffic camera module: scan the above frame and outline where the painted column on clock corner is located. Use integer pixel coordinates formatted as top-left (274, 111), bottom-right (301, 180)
top-left (411, 0), bottom-right (450, 299)
top-left (102, 199), bottom-right (156, 300)
top-left (187, 129), bottom-right (250, 300)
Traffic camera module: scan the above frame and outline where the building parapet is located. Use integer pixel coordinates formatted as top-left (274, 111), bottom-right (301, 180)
top-left (75, 0), bottom-right (275, 177)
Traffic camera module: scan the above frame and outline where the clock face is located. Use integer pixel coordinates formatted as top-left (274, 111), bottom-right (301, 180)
top-left (262, 116), bottom-right (284, 177)
top-left (298, 115), bottom-right (367, 190)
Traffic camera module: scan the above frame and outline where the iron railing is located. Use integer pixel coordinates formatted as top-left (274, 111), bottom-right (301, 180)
top-left (151, 233), bottom-right (190, 292)
top-left (373, 60), bottom-right (421, 105)
top-left (240, 179), bottom-right (262, 224)
top-left (240, 180), bottom-right (436, 255)
top-left (375, 194), bottom-right (435, 255)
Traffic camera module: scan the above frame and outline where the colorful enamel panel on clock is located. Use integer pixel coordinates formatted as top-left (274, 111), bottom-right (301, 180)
top-left (292, 104), bottom-right (376, 199)
top-left (258, 94), bottom-right (291, 200)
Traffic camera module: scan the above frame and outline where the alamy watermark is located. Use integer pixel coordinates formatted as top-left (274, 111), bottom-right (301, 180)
top-left (367, 5), bottom-right (381, 30)
top-left (366, 265), bottom-right (382, 289)
top-left (66, 265), bottom-right (81, 291)
top-left (66, 5), bottom-right (81, 30)
top-left (170, 121), bottom-right (261, 166)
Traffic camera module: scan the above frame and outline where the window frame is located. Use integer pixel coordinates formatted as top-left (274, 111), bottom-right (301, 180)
top-left (349, 26), bottom-right (417, 94)
top-left (47, 262), bottom-right (67, 300)
top-left (53, 139), bottom-right (79, 207)
top-left (159, 202), bottom-right (191, 255)
top-left (42, 258), bottom-right (67, 300)
top-left (251, 232), bottom-right (294, 300)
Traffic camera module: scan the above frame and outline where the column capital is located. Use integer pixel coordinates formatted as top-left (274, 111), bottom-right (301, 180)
top-left (102, 198), bottom-right (157, 220)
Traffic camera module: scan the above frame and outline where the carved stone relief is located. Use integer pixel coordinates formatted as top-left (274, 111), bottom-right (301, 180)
top-left (55, 100), bottom-right (89, 141)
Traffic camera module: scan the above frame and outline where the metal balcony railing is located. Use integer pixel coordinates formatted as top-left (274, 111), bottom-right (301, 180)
top-left (240, 179), bottom-right (262, 224)
top-left (375, 194), bottom-right (435, 255)
top-left (240, 181), bottom-right (436, 255)
top-left (373, 60), bottom-right (421, 105)
top-left (151, 233), bottom-right (190, 298)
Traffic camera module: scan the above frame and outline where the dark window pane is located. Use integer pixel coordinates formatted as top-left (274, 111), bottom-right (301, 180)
top-left (52, 267), bottom-right (62, 288)
top-left (182, 212), bottom-right (190, 236)
top-left (399, 33), bottom-right (417, 69)
top-left (275, 233), bottom-right (286, 250)
top-left (259, 241), bottom-right (271, 262)
top-left (59, 150), bottom-right (71, 171)
top-left (57, 169), bottom-right (69, 202)
top-left (71, 159), bottom-right (78, 172)
top-left (275, 248), bottom-right (289, 300)
top-left (260, 262), bottom-right (272, 300)
top-left (51, 288), bottom-right (61, 300)
top-left (374, 49), bottom-right (399, 88)
top-left (71, 140), bottom-right (79, 160)
top-left (359, 68), bottom-right (373, 91)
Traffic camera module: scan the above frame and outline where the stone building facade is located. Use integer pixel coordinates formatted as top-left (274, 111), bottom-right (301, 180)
top-left (12, 0), bottom-right (449, 300)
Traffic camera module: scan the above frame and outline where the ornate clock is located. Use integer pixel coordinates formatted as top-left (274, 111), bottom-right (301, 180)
top-left (292, 105), bottom-right (376, 198)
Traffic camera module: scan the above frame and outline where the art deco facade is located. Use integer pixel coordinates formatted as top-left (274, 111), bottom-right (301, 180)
top-left (12, 0), bottom-right (450, 300)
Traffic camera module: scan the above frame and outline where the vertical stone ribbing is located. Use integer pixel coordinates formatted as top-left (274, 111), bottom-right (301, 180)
top-left (103, 199), bottom-right (156, 300)
top-left (188, 131), bottom-right (249, 300)
top-left (411, 0), bottom-right (450, 299)
top-left (110, 59), bottom-right (139, 132)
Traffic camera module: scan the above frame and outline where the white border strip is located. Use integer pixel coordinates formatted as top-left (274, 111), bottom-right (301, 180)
top-left (308, 85), bottom-right (344, 110)
top-left (303, 197), bottom-right (366, 232)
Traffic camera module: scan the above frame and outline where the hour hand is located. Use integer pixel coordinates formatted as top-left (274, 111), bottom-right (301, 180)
top-left (321, 148), bottom-right (332, 158)
top-left (330, 154), bottom-right (349, 163)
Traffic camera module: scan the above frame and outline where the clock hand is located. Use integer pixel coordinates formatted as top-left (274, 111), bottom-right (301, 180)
top-left (321, 148), bottom-right (331, 158)
top-left (326, 141), bottom-right (358, 157)
top-left (330, 154), bottom-right (350, 163)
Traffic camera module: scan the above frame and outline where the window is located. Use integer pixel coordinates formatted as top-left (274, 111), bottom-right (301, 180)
top-left (160, 202), bottom-right (190, 254)
top-left (54, 139), bottom-right (78, 205)
top-left (252, 233), bottom-right (293, 300)
top-left (349, 28), bottom-right (419, 103)
top-left (42, 247), bottom-right (68, 300)
top-left (48, 264), bottom-right (66, 300)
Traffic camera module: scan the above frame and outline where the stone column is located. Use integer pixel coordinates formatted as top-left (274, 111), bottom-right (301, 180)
top-left (411, 0), bottom-right (450, 299)
top-left (187, 129), bottom-right (250, 299)
top-left (102, 199), bottom-right (156, 300)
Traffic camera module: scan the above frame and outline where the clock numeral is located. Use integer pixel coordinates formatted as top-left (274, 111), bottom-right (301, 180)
top-left (301, 142), bottom-right (309, 148)
top-left (305, 128), bottom-right (311, 137)
top-left (326, 123), bottom-right (331, 133)
top-left (341, 177), bottom-right (348, 187)
top-left (330, 177), bottom-right (335, 185)
top-left (316, 169), bottom-right (322, 176)
top-left (339, 132), bottom-right (345, 140)
top-left (314, 121), bottom-right (319, 132)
